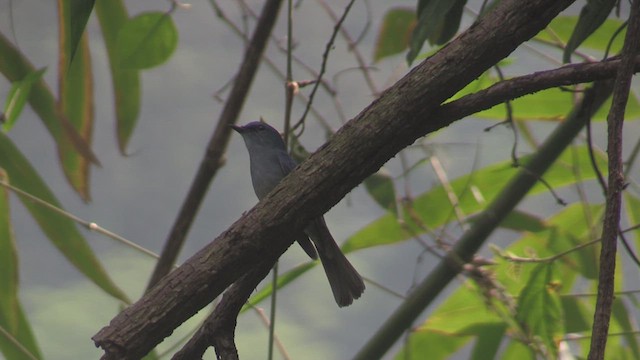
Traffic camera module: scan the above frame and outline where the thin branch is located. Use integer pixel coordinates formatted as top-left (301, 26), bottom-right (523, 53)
top-left (292, 0), bottom-right (357, 134)
top-left (146, 0), bottom-right (285, 292)
top-left (0, 180), bottom-right (163, 270)
top-left (588, 1), bottom-right (640, 358)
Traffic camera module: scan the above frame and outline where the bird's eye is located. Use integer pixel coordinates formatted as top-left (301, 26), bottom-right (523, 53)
top-left (257, 124), bottom-right (265, 131)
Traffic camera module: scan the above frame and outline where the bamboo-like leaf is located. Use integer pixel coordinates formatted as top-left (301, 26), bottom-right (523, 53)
top-left (116, 12), bottom-right (178, 70)
top-left (61, 0), bottom-right (96, 66)
top-left (58, 3), bottom-right (95, 201)
top-left (407, 0), bottom-right (467, 64)
top-left (95, 0), bottom-right (141, 153)
top-left (0, 133), bottom-right (129, 303)
top-left (373, 8), bottom-right (415, 63)
top-left (0, 32), bottom-right (100, 181)
top-left (363, 167), bottom-right (397, 212)
top-left (1, 68), bottom-right (46, 132)
top-left (0, 171), bottom-right (42, 360)
top-left (562, 0), bottom-right (617, 63)
top-left (537, 16), bottom-right (626, 54)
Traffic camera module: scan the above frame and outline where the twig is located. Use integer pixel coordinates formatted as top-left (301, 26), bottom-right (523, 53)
top-left (146, 0), bottom-right (285, 292)
top-left (292, 0), bottom-right (357, 133)
top-left (0, 180), bottom-right (163, 269)
top-left (588, 1), bottom-right (640, 358)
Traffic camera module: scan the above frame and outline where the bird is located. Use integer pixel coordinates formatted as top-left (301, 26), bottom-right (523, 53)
top-left (231, 121), bottom-right (365, 307)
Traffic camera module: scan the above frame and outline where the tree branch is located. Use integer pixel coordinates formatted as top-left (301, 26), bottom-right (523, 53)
top-left (172, 260), bottom-right (274, 360)
top-left (146, 0), bottom-right (285, 291)
top-left (93, 0), bottom-right (579, 358)
top-left (353, 79), bottom-right (615, 360)
top-left (588, 1), bottom-right (640, 359)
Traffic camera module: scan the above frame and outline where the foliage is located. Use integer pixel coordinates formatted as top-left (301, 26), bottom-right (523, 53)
top-left (0, 0), bottom-right (638, 359)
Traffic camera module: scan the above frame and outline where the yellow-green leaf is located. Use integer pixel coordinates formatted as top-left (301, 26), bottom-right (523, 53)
top-left (58, 9), bottom-right (95, 201)
top-left (373, 8), bottom-right (415, 63)
top-left (2, 68), bottom-right (46, 132)
top-left (116, 12), bottom-right (178, 70)
top-left (95, 0), bottom-right (141, 153)
top-left (0, 171), bottom-right (42, 360)
top-left (0, 133), bottom-right (129, 303)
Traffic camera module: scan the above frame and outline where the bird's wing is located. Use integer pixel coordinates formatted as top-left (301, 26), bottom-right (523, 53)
top-left (275, 150), bottom-right (318, 258)
top-left (276, 150), bottom-right (297, 176)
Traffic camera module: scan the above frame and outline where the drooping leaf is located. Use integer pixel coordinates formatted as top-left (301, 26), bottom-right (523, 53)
top-left (407, 0), bottom-right (467, 64)
top-left (562, 0), bottom-right (617, 63)
top-left (0, 32), bottom-right (100, 181)
top-left (58, 12), bottom-right (95, 201)
top-left (60, 0), bottom-right (96, 66)
top-left (515, 263), bottom-right (563, 357)
top-left (363, 167), bottom-right (397, 212)
top-left (1, 68), bottom-right (46, 132)
top-left (373, 8), bottom-right (415, 62)
top-left (95, 0), bottom-right (141, 154)
top-left (0, 171), bottom-right (42, 360)
top-left (537, 16), bottom-right (626, 55)
top-left (0, 133), bottom-right (129, 303)
top-left (116, 12), bottom-right (178, 70)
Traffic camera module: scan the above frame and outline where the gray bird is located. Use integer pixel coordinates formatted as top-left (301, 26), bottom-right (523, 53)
top-left (231, 121), bottom-right (365, 307)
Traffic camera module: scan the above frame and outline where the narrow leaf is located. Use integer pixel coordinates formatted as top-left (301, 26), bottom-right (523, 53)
top-left (373, 8), bottom-right (415, 62)
top-left (116, 12), bottom-right (178, 70)
top-left (61, 0), bottom-right (96, 66)
top-left (0, 32), bottom-right (100, 175)
top-left (2, 68), bottom-right (46, 132)
top-left (58, 32), bottom-right (94, 201)
top-left (0, 171), bottom-right (42, 360)
top-left (563, 0), bottom-right (617, 63)
top-left (0, 133), bottom-right (129, 303)
top-left (95, 0), bottom-right (141, 153)
top-left (242, 262), bottom-right (317, 310)
top-left (363, 167), bottom-right (397, 212)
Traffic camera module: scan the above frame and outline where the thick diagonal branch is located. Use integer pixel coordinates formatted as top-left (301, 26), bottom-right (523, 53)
top-left (93, 1), bottom-right (578, 358)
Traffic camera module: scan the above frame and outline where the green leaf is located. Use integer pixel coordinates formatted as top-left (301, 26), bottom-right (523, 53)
top-left (563, 0), bottom-right (617, 63)
top-left (536, 16), bottom-right (626, 56)
top-left (58, 23), bottom-right (94, 201)
top-left (407, 0), bottom-right (467, 64)
top-left (515, 263), bottom-right (563, 357)
top-left (471, 209), bottom-right (547, 233)
top-left (501, 340), bottom-right (536, 359)
top-left (611, 299), bottom-right (640, 358)
top-left (95, 0), bottom-right (141, 154)
top-left (474, 82), bottom-right (640, 122)
top-left (0, 133), bottom-right (129, 303)
top-left (2, 68), bottom-right (46, 132)
top-left (343, 146), bottom-right (608, 253)
top-left (624, 194), bottom-right (640, 248)
top-left (242, 262), bottom-right (317, 311)
top-left (0, 171), bottom-right (42, 360)
top-left (0, 305), bottom-right (42, 360)
top-left (469, 324), bottom-right (507, 360)
top-left (363, 167), bottom-right (397, 212)
top-left (373, 8), bottom-right (415, 62)
top-left (560, 296), bottom-right (591, 333)
top-left (0, 32), bottom-right (101, 187)
top-left (60, 0), bottom-right (96, 66)
top-left (116, 12), bottom-right (178, 70)
top-left (394, 330), bottom-right (468, 360)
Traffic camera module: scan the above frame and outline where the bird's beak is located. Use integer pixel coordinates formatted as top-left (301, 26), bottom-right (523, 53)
top-left (230, 124), bottom-right (244, 133)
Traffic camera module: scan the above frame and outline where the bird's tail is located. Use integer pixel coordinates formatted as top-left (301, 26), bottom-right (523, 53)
top-left (308, 218), bottom-right (365, 307)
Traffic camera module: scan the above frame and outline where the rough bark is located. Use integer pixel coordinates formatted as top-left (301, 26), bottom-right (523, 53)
top-left (93, 0), bottom-right (577, 358)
